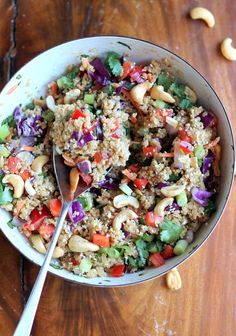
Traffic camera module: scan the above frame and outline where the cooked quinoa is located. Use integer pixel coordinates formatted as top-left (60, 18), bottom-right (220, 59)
top-left (0, 51), bottom-right (220, 277)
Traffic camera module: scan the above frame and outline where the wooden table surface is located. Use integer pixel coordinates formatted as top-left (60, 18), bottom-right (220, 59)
top-left (0, 1), bottom-right (235, 335)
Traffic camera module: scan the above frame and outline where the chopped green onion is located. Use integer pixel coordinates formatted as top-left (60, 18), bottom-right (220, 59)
top-left (119, 183), bottom-right (133, 196)
top-left (176, 191), bottom-right (188, 207)
top-left (173, 239), bottom-right (188, 255)
top-left (84, 93), bottom-right (95, 105)
top-left (78, 258), bottom-right (92, 272)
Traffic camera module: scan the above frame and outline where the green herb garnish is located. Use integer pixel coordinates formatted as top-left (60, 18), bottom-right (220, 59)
top-left (105, 51), bottom-right (123, 76)
top-left (159, 219), bottom-right (183, 243)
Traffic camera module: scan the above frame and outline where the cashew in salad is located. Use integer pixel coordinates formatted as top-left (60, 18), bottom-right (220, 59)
top-left (46, 95), bottom-right (56, 112)
top-left (154, 197), bottom-right (174, 217)
top-left (190, 7), bottom-right (215, 28)
top-left (70, 167), bottom-right (80, 193)
top-left (30, 234), bottom-right (47, 254)
top-left (161, 184), bottom-right (185, 197)
top-left (31, 155), bottom-right (49, 173)
top-left (166, 267), bottom-right (182, 290)
top-left (130, 81), bottom-right (152, 105)
top-left (64, 89), bottom-right (81, 104)
top-left (2, 174), bottom-right (24, 198)
top-left (150, 85), bottom-right (175, 103)
top-left (113, 208), bottom-right (138, 231)
top-left (68, 235), bottom-right (99, 252)
top-left (24, 179), bottom-right (36, 196)
top-left (221, 38), bottom-right (236, 61)
top-left (113, 194), bottom-right (139, 209)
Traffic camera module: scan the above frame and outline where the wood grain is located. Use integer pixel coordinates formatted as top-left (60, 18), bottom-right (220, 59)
top-left (0, 0), bottom-right (236, 335)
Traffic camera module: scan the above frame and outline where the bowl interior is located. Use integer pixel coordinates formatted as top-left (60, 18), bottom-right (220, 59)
top-left (0, 36), bottom-right (234, 286)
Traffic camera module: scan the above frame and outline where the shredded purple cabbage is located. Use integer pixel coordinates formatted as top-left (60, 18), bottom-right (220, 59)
top-left (96, 117), bottom-right (103, 141)
top-left (191, 187), bottom-right (213, 206)
top-left (98, 176), bottom-right (120, 190)
top-left (89, 58), bottom-right (111, 86)
top-left (77, 160), bottom-right (92, 174)
top-left (68, 200), bottom-right (85, 223)
top-left (20, 136), bottom-right (36, 146)
top-left (78, 132), bottom-right (94, 147)
top-left (71, 131), bottom-right (82, 141)
top-left (165, 202), bottom-right (181, 212)
top-left (14, 106), bottom-right (42, 137)
top-left (199, 111), bottom-right (214, 129)
top-left (156, 182), bottom-right (168, 190)
top-left (202, 150), bottom-right (214, 174)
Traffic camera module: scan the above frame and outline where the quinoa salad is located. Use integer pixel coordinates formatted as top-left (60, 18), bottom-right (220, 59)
top-left (0, 51), bottom-right (220, 277)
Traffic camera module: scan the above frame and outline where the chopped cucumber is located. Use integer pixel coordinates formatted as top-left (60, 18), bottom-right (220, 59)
top-left (153, 100), bottom-right (167, 109)
top-left (0, 124), bottom-right (10, 142)
top-left (78, 193), bottom-right (93, 211)
top-left (0, 145), bottom-right (9, 158)
top-left (78, 258), bottom-right (92, 272)
top-left (176, 191), bottom-right (188, 207)
top-left (119, 183), bottom-right (133, 196)
top-left (101, 247), bottom-right (120, 258)
top-left (0, 186), bottom-right (13, 205)
top-left (173, 239), bottom-right (188, 255)
top-left (194, 145), bottom-right (205, 159)
top-left (84, 93), bottom-right (95, 105)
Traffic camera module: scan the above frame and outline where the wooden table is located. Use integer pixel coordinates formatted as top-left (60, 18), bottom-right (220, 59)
top-left (0, 1), bottom-right (235, 335)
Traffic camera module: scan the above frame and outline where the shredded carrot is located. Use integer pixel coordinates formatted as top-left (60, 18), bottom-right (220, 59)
top-left (206, 137), bottom-right (220, 149)
top-left (147, 73), bottom-right (153, 82)
top-left (122, 169), bottom-right (136, 181)
top-left (43, 126), bottom-right (50, 145)
top-left (121, 88), bottom-right (143, 113)
top-left (130, 115), bottom-right (137, 124)
top-left (212, 144), bottom-right (221, 176)
top-left (155, 152), bottom-right (174, 158)
top-left (14, 199), bottom-right (26, 217)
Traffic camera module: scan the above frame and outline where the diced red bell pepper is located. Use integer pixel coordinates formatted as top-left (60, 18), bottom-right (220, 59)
top-left (38, 223), bottom-right (55, 240)
top-left (111, 121), bottom-right (120, 133)
top-left (133, 178), bottom-right (149, 190)
top-left (145, 211), bottom-right (163, 227)
top-left (111, 133), bottom-right (120, 139)
top-left (71, 256), bottom-right (79, 266)
top-left (23, 206), bottom-right (51, 231)
top-left (179, 140), bottom-right (192, 155)
top-left (92, 234), bottom-right (110, 247)
top-left (143, 146), bottom-right (158, 157)
top-left (94, 151), bottom-right (103, 163)
top-left (128, 164), bottom-right (140, 173)
top-left (7, 157), bottom-right (21, 173)
top-left (149, 252), bottom-right (165, 267)
top-left (161, 245), bottom-right (174, 259)
top-left (121, 61), bottom-right (133, 80)
top-left (71, 109), bottom-right (86, 119)
top-left (111, 264), bottom-right (125, 277)
top-left (49, 198), bottom-right (62, 217)
top-left (19, 169), bottom-right (31, 181)
top-left (156, 108), bottom-right (173, 123)
top-left (129, 65), bottom-right (144, 83)
top-left (80, 173), bottom-right (93, 186)
top-left (51, 81), bottom-right (57, 96)
top-left (179, 129), bottom-right (192, 143)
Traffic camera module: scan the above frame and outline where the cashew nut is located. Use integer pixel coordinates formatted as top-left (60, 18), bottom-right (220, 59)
top-left (45, 244), bottom-right (65, 258)
top-left (64, 89), bottom-right (81, 104)
top-left (113, 208), bottom-right (138, 231)
top-left (221, 38), bottom-right (236, 61)
top-left (150, 85), bottom-right (175, 103)
top-left (68, 235), bottom-right (99, 252)
top-left (70, 167), bottom-right (80, 193)
top-left (130, 81), bottom-right (152, 105)
top-left (154, 197), bottom-right (174, 217)
top-left (30, 234), bottom-right (46, 254)
top-left (161, 184), bottom-right (185, 197)
top-left (46, 95), bottom-right (56, 112)
top-left (113, 194), bottom-right (139, 209)
top-left (190, 7), bottom-right (215, 28)
top-left (185, 86), bottom-right (197, 103)
top-left (24, 179), bottom-right (36, 196)
top-left (166, 116), bottom-right (178, 128)
top-left (31, 155), bottom-right (49, 173)
top-left (166, 268), bottom-right (182, 290)
top-left (2, 174), bottom-right (24, 198)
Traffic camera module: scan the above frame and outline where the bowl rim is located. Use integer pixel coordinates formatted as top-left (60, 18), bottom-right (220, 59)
top-left (1, 34), bottom-right (235, 287)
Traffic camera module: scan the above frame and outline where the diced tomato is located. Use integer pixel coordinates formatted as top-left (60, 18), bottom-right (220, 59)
top-left (121, 61), bottom-right (133, 80)
top-left (71, 109), bottom-right (86, 119)
top-left (133, 178), bottom-right (149, 190)
top-left (145, 211), bottom-right (163, 227)
top-left (49, 198), bottom-right (62, 217)
top-left (122, 169), bottom-right (136, 181)
top-left (128, 164), bottom-right (140, 173)
top-left (143, 146), bottom-right (158, 157)
top-left (179, 129), bottom-right (192, 143)
top-left (92, 234), bottom-right (110, 247)
top-left (129, 65), bottom-right (144, 83)
top-left (29, 206), bottom-right (51, 231)
top-left (19, 169), bottom-right (31, 181)
top-left (7, 157), bottom-right (21, 173)
top-left (94, 151), bottom-right (103, 163)
top-left (80, 173), bottom-right (93, 186)
top-left (156, 108), bottom-right (173, 123)
top-left (111, 264), bottom-right (125, 277)
top-left (71, 257), bottom-right (79, 266)
top-left (149, 252), bottom-right (165, 267)
top-left (161, 245), bottom-right (174, 259)
top-left (38, 223), bottom-right (55, 240)
top-left (51, 81), bottom-right (57, 96)
top-left (111, 133), bottom-right (120, 139)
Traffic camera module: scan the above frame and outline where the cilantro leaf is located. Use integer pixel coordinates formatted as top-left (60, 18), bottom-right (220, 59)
top-left (1, 115), bottom-right (16, 128)
top-left (135, 238), bottom-right (149, 266)
top-left (169, 82), bottom-right (186, 99)
top-left (159, 220), bottom-right (183, 243)
top-left (100, 247), bottom-right (120, 258)
top-left (105, 51), bottom-right (123, 76)
top-left (7, 219), bottom-right (14, 229)
top-left (168, 173), bottom-right (181, 183)
top-left (204, 198), bottom-right (216, 215)
top-left (179, 98), bottom-right (193, 109)
top-left (57, 66), bottom-right (79, 89)
top-left (157, 73), bottom-right (174, 91)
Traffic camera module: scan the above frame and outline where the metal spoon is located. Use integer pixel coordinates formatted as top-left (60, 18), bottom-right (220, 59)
top-left (14, 146), bottom-right (89, 336)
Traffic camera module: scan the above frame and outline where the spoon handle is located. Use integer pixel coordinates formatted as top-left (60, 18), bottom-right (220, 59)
top-left (14, 202), bottom-right (70, 336)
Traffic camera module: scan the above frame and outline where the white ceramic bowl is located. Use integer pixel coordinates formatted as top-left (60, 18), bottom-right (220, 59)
top-left (0, 36), bottom-right (234, 287)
